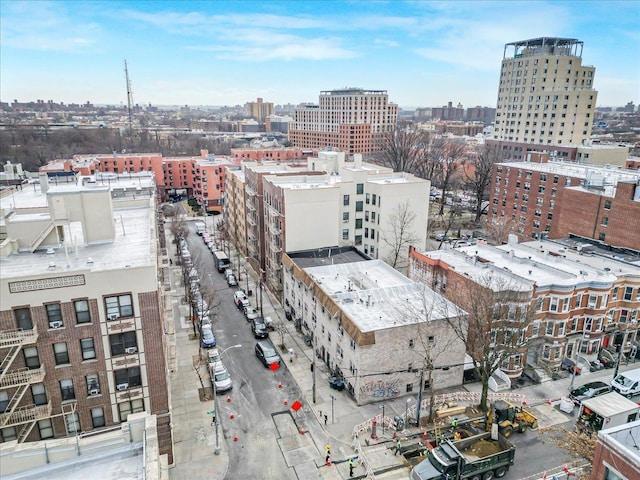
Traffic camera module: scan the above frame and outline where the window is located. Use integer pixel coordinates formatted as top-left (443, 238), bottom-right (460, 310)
top-left (599, 232), bottom-right (606, 241)
top-left (342, 229), bottom-right (349, 240)
top-left (354, 235), bottom-right (362, 246)
top-left (406, 384), bottom-right (413, 393)
top-left (355, 219), bottom-right (363, 229)
top-left (114, 366), bottom-right (142, 389)
top-left (80, 338), bottom-right (96, 361)
top-left (86, 373), bottom-right (101, 395)
top-left (74, 299), bottom-right (91, 324)
top-left (0, 391), bottom-right (8, 413)
top-left (60, 379), bottom-right (75, 401)
top-left (409, 339), bottom-right (414, 348)
top-left (31, 383), bottom-right (47, 405)
top-left (66, 412), bottom-right (80, 433)
top-left (23, 347), bottom-right (40, 369)
top-left (601, 217), bottom-right (609, 226)
top-left (371, 229), bottom-right (375, 240)
top-left (550, 297), bottom-right (559, 312)
top-left (46, 303), bottom-right (63, 327)
top-left (372, 194), bottom-right (377, 205)
top-left (91, 407), bottom-right (106, 428)
top-left (356, 183), bottom-right (364, 195)
top-left (342, 212), bottom-right (349, 223)
top-left (343, 195), bottom-right (350, 206)
top-left (365, 193), bottom-right (370, 204)
top-left (110, 331), bottom-right (138, 356)
top-left (38, 419), bottom-right (54, 439)
top-left (604, 200), bottom-right (612, 210)
top-left (355, 201), bottom-right (363, 212)
top-left (350, 338), bottom-right (356, 350)
top-left (105, 294), bottom-right (133, 320)
top-left (624, 287), bottom-right (633, 301)
top-left (118, 399), bottom-right (145, 422)
top-left (53, 342), bottom-right (69, 365)
top-left (14, 307), bottom-right (33, 330)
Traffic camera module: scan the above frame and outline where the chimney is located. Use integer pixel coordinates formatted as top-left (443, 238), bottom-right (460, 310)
top-left (39, 173), bottom-right (50, 194)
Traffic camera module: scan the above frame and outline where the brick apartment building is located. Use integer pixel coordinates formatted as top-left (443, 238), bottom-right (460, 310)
top-left (487, 152), bottom-right (640, 250)
top-left (0, 173), bottom-right (173, 461)
top-left (289, 88), bottom-right (398, 155)
top-left (591, 420), bottom-right (640, 479)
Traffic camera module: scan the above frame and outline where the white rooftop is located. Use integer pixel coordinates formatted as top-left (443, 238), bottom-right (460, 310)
top-left (304, 259), bottom-right (461, 332)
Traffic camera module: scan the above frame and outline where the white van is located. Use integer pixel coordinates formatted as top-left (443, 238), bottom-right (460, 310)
top-left (611, 368), bottom-right (640, 398)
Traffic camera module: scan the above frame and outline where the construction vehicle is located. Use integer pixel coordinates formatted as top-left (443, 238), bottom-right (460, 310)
top-left (410, 431), bottom-right (515, 480)
top-left (486, 400), bottom-right (538, 437)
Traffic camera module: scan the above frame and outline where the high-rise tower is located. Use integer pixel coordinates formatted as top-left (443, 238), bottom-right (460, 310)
top-left (492, 37), bottom-right (597, 146)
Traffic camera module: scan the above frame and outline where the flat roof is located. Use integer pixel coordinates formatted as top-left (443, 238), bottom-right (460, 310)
top-left (303, 259), bottom-right (462, 332)
top-left (287, 246), bottom-right (370, 269)
top-left (582, 392), bottom-right (640, 417)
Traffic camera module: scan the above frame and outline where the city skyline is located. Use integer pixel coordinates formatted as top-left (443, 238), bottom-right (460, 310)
top-left (1, 0), bottom-right (639, 109)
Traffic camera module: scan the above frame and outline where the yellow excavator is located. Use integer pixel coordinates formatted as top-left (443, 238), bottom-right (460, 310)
top-left (487, 400), bottom-right (538, 437)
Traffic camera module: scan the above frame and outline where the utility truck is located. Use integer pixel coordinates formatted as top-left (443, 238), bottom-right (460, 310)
top-left (212, 251), bottom-right (231, 273)
top-left (410, 431), bottom-right (515, 480)
top-left (195, 221), bottom-right (206, 235)
top-left (577, 391), bottom-right (640, 433)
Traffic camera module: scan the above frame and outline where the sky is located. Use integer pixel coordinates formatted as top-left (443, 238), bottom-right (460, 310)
top-left (1, 0), bottom-right (639, 109)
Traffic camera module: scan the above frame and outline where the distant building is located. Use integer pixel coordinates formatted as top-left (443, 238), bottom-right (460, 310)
top-left (487, 152), bottom-right (640, 249)
top-left (465, 106), bottom-right (496, 125)
top-left (265, 114), bottom-right (293, 134)
top-left (591, 419), bottom-right (640, 480)
top-left (246, 97), bottom-right (274, 123)
top-left (289, 88), bottom-right (398, 155)
top-left (431, 102), bottom-right (465, 121)
top-left (493, 37), bottom-right (597, 146)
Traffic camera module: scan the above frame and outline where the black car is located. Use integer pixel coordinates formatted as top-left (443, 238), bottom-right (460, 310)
top-left (569, 380), bottom-right (611, 405)
top-left (251, 317), bottom-right (268, 339)
top-left (255, 340), bottom-right (280, 368)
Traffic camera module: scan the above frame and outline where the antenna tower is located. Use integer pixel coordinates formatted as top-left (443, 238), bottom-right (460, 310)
top-left (124, 59), bottom-right (134, 133)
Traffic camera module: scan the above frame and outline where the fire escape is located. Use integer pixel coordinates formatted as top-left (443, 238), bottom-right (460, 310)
top-left (0, 327), bottom-right (52, 442)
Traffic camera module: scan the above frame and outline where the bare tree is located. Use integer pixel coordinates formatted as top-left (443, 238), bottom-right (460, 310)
top-left (378, 125), bottom-right (430, 174)
top-left (437, 141), bottom-right (467, 215)
top-left (445, 274), bottom-right (536, 411)
top-left (169, 213), bottom-right (190, 256)
top-left (464, 143), bottom-right (504, 222)
top-left (380, 201), bottom-right (419, 271)
top-left (486, 217), bottom-right (517, 245)
top-left (435, 206), bottom-right (463, 250)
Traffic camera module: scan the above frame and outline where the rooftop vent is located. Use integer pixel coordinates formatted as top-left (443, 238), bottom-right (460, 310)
top-left (48, 262), bottom-right (56, 269)
top-left (87, 257), bottom-right (94, 265)
top-left (46, 248), bottom-right (55, 255)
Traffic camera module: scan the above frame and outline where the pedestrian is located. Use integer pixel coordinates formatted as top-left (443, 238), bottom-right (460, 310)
top-left (325, 453), bottom-right (331, 465)
top-left (453, 431), bottom-right (462, 440)
top-left (325, 444), bottom-right (331, 457)
top-left (324, 414), bottom-right (328, 426)
top-left (394, 438), bottom-right (402, 455)
top-left (348, 457), bottom-right (356, 477)
top-left (451, 417), bottom-right (458, 428)
top-left (169, 258), bottom-right (173, 266)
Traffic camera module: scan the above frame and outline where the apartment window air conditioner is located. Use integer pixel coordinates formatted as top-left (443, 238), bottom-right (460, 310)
top-left (108, 313), bottom-right (120, 321)
top-left (49, 321), bottom-right (63, 329)
top-left (116, 383), bottom-right (129, 391)
top-left (89, 389), bottom-right (99, 396)
top-left (125, 347), bottom-right (137, 354)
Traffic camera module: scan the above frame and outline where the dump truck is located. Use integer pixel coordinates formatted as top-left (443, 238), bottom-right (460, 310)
top-left (410, 431), bottom-right (515, 480)
top-left (486, 400), bottom-right (538, 437)
top-left (577, 391), bottom-right (640, 433)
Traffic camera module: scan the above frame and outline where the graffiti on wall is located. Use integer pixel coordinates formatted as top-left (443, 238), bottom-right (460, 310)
top-left (359, 378), bottom-right (401, 399)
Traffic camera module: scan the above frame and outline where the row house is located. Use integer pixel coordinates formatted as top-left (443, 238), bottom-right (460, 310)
top-left (409, 238), bottom-right (640, 379)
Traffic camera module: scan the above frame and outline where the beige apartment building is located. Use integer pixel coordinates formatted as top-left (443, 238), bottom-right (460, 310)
top-left (492, 37), bottom-right (597, 147)
top-left (282, 249), bottom-right (466, 405)
top-left (409, 238), bottom-right (640, 379)
top-left (289, 88), bottom-right (398, 154)
top-left (226, 151), bottom-right (430, 296)
top-left (0, 173), bottom-right (173, 462)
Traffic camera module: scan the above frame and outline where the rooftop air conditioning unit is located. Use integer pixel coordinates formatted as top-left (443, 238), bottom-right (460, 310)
top-left (108, 313), bottom-right (120, 321)
top-left (89, 389), bottom-right (99, 396)
top-left (49, 321), bottom-right (63, 329)
top-left (116, 383), bottom-right (129, 391)
top-left (125, 347), bottom-right (137, 354)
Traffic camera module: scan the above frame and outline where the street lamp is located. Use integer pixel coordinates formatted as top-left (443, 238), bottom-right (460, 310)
top-left (213, 344), bottom-right (242, 455)
top-left (379, 404), bottom-right (386, 435)
top-left (244, 256), bottom-right (265, 317)
top-left (330, 394), bottom-right (336, 424)
top-left (405, 398), bottom-right (413, 427)
top-left (569, 333), bottom-right (587, 391)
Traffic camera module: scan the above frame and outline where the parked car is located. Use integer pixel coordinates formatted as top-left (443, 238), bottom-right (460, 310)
top-left (200, 325), bottom-right (216, 349)
top-left (234, 291), bottom-right (250, 310)
top-left (569, 381), bottom-right (611, 405)
top-left (244, 306), bottom-right (259, 321)
top-left (199, 315), bottom-right (211, 328)
top-left (207, 347), bottom-right (222, 367)
top-left (251, 317), bottom-right (268, 339)
top-left (211, 364), bottom-right (232, 393)
top-left (255, 340), bottom-right (280, 367)
top-left (227, 274), bottom-right (238, 287)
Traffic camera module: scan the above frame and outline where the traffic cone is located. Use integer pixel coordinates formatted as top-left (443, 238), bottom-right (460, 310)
top-left (278, 382), bottom-right (282, 389)
top-left (229, 412), bottom-right (235, 419)
top-left (233, 434), bottom-right (238, 442)
top-left (284, 398), bottom-right (288, 405)
top-left (522, 400), bottom-right (527, 406)
top-left (326, 457), bottom-right (332, 466)
top-left (422, 431), bottom-right (427, 440)
top-left (300, 428), bottom-right (305, 435)
top-left (226, 395), bottom-right (231, 403)
top-left (547, 399), bottom-right (552, 406)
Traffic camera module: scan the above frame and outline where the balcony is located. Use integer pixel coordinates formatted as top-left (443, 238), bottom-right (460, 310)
top-left (0, 366), bottom-right (45, 389)
top-left (269, 243), bottom-right (282, 253)
top-left (0, 328), bottom-right (38, 349)
top-left (0, 401), bottom-right (52, 428)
